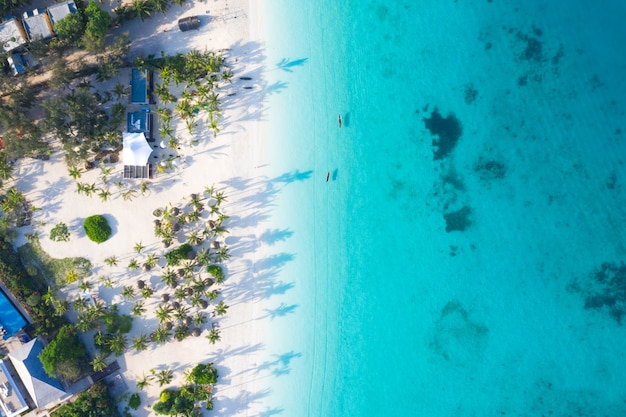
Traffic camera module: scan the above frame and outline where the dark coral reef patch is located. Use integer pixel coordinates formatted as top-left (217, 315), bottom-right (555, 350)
top-left (569, 262), bottom-right (626, 323)
top-left (423, 108), bottom-right (463, 160)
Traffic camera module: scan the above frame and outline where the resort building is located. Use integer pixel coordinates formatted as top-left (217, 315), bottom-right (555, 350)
top-left (0, 18), bottom-right (27, 53)
top-left (127, 110), bottom-right (154, 141)
top-left (21, 9), bottom-right (54, 42)
top-left (0, 360), bottom-right (29, 417)
top-left (7, 338), bottom-right (68, 410)
top-left (46, 0), bottom-right (77, 34)
top-left (7, 54), bottom-right (26, 76)
top-left (122, 132), bottom-right (153, 179)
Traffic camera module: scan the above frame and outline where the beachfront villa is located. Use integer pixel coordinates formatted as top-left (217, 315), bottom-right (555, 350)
top-left (122, 132), bottom-right (153, 179)
top-left (0, 360), bottom-right (29, 417)
top-left (0, 18), bottom-right (27, 53)
top-left (6, 338), bottom-right (68, 410)
top-left (46, 0), bottom-right (77, 34)
top-left (127, 110), bottom-right (154, 141)
top-left (21, 9), bottom-right (54, 42)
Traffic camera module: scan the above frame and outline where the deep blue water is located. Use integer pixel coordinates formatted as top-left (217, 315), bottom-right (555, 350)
top-left (256, 1), bottom-right (626, 415)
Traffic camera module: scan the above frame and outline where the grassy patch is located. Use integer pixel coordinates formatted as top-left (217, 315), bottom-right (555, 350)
top-left (18, 236), bottom-right (92, 287)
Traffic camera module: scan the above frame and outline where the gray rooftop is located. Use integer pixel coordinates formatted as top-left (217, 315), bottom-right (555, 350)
top-left (22, 12), bottom-right (53, 41)
top-left (0, 19), bottom-right (27, 52)
top-left (47, 0), bottom-right (77, 31)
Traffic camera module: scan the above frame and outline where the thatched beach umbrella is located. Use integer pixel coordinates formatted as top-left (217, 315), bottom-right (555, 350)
top-left (207, 220), bottom-right (216, 230)
top-left (200, 300), bottom-right (208, 309)
top-left (154, 219), bottom-right (161, 227)
top-left (203, 278), bottom-right (214, 287)
top-left (177, 268), bottom-right (186, 277)
top-left (143, 263), bottom-right (151, 272)
top-left (186, 250), bottom-right (196, 260)
top-left (153, 208), bottom-right (163, 217)
top-left (161, 293), bottom-right (170, 303)
top-left (184, 316), bottom-right (192, 326)
top-left (172, 223), bottom-right (181, 232)
top-left (172, 301), bottom-right (181, 310)
top-left (190, 193), bottom-right (198, 201)
top-left (184, 287), bottom-right (193, 297)
top-left (171, 207), bottom-right (180, 216)
top-left (164, 321), bottom-right (173, 330)
top-left (210, 241), bottom-right (220, 250)
top-left (137, 279), bottom-right (145, 289)
top-left (191, 328), bottom-right (201, 337)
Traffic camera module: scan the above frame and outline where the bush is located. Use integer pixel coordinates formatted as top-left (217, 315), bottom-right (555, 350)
top-left (53, 381), bottom-right (119, 417)
top-left (188, 362), bottom-right (218, 385)
top-left (84, 215), bottom-right (111, 243)
top-left (50, 222), bottom-right (70, 242)
top-left (128, 392), bottom-right (141, 410)
top-left (164, 244), bottom-right (193, 266)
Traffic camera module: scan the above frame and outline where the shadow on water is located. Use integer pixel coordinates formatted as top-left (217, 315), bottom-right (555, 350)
top-left (263, 302), bottom-right (298, 320)
top-left (342, 111), bottom-right (350, 127)
top-left (331, 168), bottom-right (338, 181)
top-left (276, 57), bottom-right (309, 72)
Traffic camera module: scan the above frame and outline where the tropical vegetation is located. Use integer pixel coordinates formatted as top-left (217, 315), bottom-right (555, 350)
top-left (83, 215), bottom-right (112, 243)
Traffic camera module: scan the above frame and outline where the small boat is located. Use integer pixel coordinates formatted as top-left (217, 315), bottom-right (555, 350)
top-left (326, 171), bottom-right (330, 182)
top-left (239, 76), bottom-right (252, 80)
top-left (338, 114), bottom-right (342, 128)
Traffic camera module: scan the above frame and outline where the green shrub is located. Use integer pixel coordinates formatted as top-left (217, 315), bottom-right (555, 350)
top-left (83, 215), bottom-right (111, 243)
top-left (188, 362), bottom-right (218, 385)
top-left (50, 222), bottom-right (70, 242)
top-left (164, 244), bottom-right (193, 266)
top-left (128, 392), bottom-right (141, 410)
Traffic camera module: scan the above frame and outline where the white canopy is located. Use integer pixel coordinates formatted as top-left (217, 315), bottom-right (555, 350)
top-left (123, 132), bottom-right (152, 166)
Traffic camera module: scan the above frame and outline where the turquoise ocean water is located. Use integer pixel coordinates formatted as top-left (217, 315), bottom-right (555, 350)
top-left (253, 1), bottom-right (626, 415)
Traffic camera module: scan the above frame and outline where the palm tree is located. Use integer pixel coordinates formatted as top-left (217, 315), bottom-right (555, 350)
top-left (98, 188), bottom-right (112, 202)
top-left (68, 165), bottom-right (83, 180)
top-left (215, 246), bottom-right (231, 262)
top-left (78, 280), bottom-right (92, 292)
top-left (173, 305), bottom-right (190, 321)
top-left (128, 258), bottom-right (140, 270)
top-left (109, 333), bottom-right (127, 356)
top-left (104, 256), bottom-right (118, 267)
top-left (91, 352), bottom-right (108, 372)
top-left (174, 324), bottom-right (190, 341)
top-left (193, 312), bottom-right (206, 326)
top-left (215, 300), bottom-right (229, 316)
top-left (121, 286), bottom-right (136, 300)
top-left (221, 69), bottom-right (234, 84)
top-left (214, 191), bottom-right (227, 206)
top-left (195, 248), bottom-right (211, 267)
top-left (145, 253), bottom-right (160, 268)
top-left (161, 268), bottom-right (177, 287)
top-left (132, 0), bottom-right (153, 20)
top-left (136, 374), bottom-right (151, 390)
top-left (140, 181), bottom-right (150, 195)
top-left (54, 299), bottom-right (70, 316)
top-left (73, 296), bottom-right (89, 312)
top-left (155, 304), bottom-right (172, 323)
top-left (113, 82), bottom-right (128, 99)
top-left (134, 241), bottom-right (145, 253)
top-left (133, 334), bottom-right (150, 351)
top-left (206, 327), bottom-right (221, 344)
top-left (131, 300), bottom-right (146, 316)
top-left (203, 184), bottom-right (216, 198)
top-left (152, 326), bottom-right (171, 344)
top-left (99, 166), bottom-right (113, 183)
top-left (207, 290), bottom-right (219, 303)
top-left (76, 312), bottom-right (96, 332)
top-left (186, 230), bottom-right (202, 246)
top-left (122, 189), bottom-right (138, 201)
top-left (98, 275), bottom-right (114, 288)
top-left (141, 286), bottom-right (154, 298)
top-left (156, 369), bottom-right (174, 387)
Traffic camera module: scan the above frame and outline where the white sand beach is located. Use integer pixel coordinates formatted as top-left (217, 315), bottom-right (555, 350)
top-left (10, 0), bottom-right (284, 415)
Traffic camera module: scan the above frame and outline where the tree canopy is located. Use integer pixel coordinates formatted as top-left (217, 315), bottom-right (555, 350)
top-left (38, 325), bottom-right (90, 381)
top-left (53, 381), bottom-right (120, 417)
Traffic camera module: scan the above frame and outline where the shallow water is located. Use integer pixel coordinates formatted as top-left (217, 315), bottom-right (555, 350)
top-left (256, 1), bottom-right (626, 415)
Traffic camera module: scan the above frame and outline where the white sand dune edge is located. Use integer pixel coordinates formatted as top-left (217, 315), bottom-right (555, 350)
top-left (12, 0), bottom-right (283, 415)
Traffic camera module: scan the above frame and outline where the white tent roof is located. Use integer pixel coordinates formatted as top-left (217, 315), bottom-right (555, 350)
top-left (123, 132), bottom-right (152, 166)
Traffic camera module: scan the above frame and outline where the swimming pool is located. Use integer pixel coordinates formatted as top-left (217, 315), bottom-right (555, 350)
top-left (130, 68), bottom-right (147, 104)
top-left (0, 288), bottom-right (27, 340)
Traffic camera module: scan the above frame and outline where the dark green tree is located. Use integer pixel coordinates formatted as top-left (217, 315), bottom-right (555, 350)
top-left (38, 325), bottom-right (89, 381)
